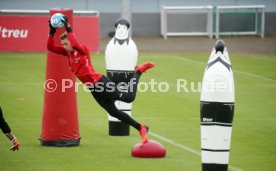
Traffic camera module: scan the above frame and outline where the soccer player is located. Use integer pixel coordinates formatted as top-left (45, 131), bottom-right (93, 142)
top-left (0, 107), bottom-right (20, 151)
top-left (47, 16), bottom-right (154, 143)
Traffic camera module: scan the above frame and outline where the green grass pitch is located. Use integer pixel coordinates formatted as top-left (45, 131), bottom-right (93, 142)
top-left (0, 52), bottom-right (275, 171)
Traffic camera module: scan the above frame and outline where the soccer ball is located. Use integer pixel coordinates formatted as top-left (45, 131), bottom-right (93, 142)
top-left (50, 13), bottom-right (65, 28)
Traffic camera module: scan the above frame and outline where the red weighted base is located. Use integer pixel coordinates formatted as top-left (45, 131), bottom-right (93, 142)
top-left (131, 140), bottom-right (166, 158)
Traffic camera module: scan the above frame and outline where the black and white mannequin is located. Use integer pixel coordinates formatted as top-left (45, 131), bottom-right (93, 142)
top-left (200, 40), bottom-right (235, 171)
top-left (105, 18), bottom-right (138, 136)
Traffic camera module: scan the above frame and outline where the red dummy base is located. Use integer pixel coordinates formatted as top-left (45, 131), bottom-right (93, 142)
top-left (131, 140), bottom-right (166, 158)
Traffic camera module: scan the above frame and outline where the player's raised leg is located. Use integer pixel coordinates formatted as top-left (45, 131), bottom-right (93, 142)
top-left (118, 62), bottom-right (155, 103)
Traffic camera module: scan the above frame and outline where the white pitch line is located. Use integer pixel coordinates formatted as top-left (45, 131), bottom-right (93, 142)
top-left (172, 56), bottom-right (206, 65)
top-left (172, 55), bottom-right (276, 82)
top-left (234, 70), bottom-right (276, 82)
top-left (149, 131), bottom-right (243, 171)
top-left (141, 55), bottom-right (276, 82)
top-left (149, 131), bottom-right (201, 156)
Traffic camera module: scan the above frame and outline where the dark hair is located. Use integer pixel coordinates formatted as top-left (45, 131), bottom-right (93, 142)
top-left (114, 18), bottom-right (130, 29)
top-left (60, 32), bottom-right (68, 40)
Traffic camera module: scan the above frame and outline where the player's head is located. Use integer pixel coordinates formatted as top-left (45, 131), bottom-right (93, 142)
top-left (114, 18), bottom-right (130, 40)
top-left (60, 32), bottom-right (73, 52)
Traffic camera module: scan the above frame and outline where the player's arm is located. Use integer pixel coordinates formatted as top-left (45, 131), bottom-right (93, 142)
top-left (62, 16), bottom-right (86, 55)
top-left (47, 20), bottom-right (68, 56)
top-left (0, 107), bottom-right (20, 151)
top-left (6, 132), bottom-right (20, 151)
top-left (0, 107), bottom-right (11, 135)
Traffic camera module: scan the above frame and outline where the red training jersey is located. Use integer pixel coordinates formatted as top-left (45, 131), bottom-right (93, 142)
top-left (47, 32), bottom-right (102, 84)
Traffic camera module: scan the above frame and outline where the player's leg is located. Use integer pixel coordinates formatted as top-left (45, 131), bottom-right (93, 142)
top-left (91, 92), bottom-right (140, 130)
top-left (93, 62), bottom-right (154, 103)
top-left (121, 62), bottom-right (155, 103)
top-left (91, 92), bottom-right (149, 143)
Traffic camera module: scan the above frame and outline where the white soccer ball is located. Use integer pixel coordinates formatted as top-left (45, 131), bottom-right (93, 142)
top-left (50, 13), bottom-right (65, 28)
